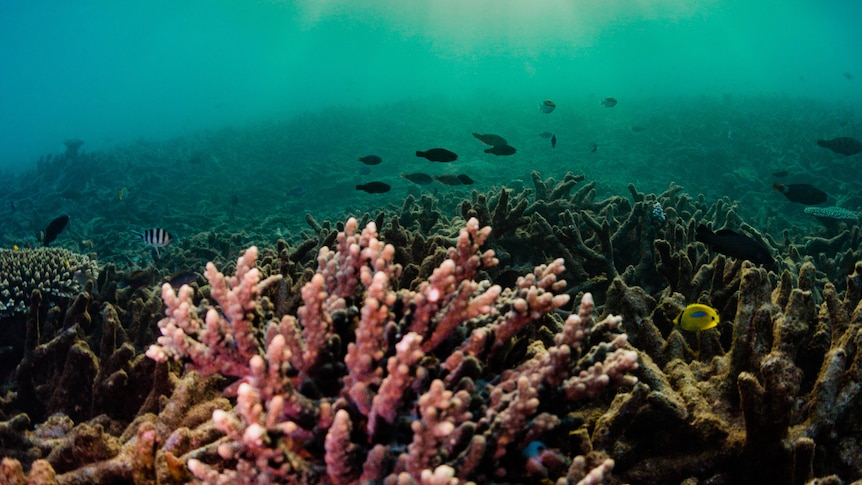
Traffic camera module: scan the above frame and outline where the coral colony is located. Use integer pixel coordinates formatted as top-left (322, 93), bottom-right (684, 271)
top-left (146, 218), bottom-right (637, 483)
top-left (3, 171), bottom-right (862, 483)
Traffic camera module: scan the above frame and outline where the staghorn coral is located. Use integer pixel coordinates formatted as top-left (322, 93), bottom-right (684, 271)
top-left (144, 217), bottom-right (638, 484)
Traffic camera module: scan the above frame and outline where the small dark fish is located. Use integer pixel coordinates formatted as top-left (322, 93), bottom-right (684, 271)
top-left (356, 181), bottom-right (391, 193)
top-left (134, 228), bottom-right (173, 256)
top-left (551, 135), bottom-right (557, 148)
top-left (539, 99), bottom-right (556, 113)
top-left (229, 194), bottom-right (239, 206)
top-left (120, 270), bottom-right (154, 289)
top-left (773, 183), bottom-right (828, 205)
top-left (286, 187), bottom-right (306, 196)
top-left (772, 170), bottom-right (789, 177)
top-left (600, 97), bottom-right (618, 108)
top-left (538, 132), bottom-right (554, 138)
top-left (843, 71), bottom-right (853, 80)
top-left (10, 201), bottom-right (15, 211)
top-left (493, 269), bottom-right (521, 288)
top-left (166, 270), bottom-right (198, 288)
top-left (484, 144), bottom-right (517, 156)
top-left (358, 155), bottom-right (382, 165)
top-left (817, 137), bottom-right (862, 156)
top-left (401, 172), bottom-right (434, 185)
top-left (589, 142), bottom-right (598, 152)
top-left (631, 125), bottom-right (646, 132)
top-left (42, 215), bottom-right (70, 246)
top-left (695, 225), bottom-right (775, 269)
top-left (457, 174), bottom-right (474, 185)
top-left (472, 133), bottom-right (507, 146)
top-left (433, 174), bottom-right (463, 186)
top-left (416, 148), bottom-right (458, 163)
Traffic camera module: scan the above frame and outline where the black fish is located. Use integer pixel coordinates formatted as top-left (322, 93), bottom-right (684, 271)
top-left (484, 144), bottom-right (516, 156)
top-left (493, 269), bottom-right (521, 288)
top-left (600, 97), bottom-right (617, 107)
top-left (166, 270), bottom-right (198, 288)
top-left (817, 137), bottom-right (862, 156)
top-left (358, 155), bottom-right (383, 165)
top-left (42, 215), bottom-right (70, 246)
top-left (356, 182), bottom-right (391, 193)
top-left (120, 270), bottom-right (154, 289)
top-left (416, 148), bottom-right (458, 163)
top-left (773, 183), bottom-right (828, 205)
top-left (134, 228), bottom-right (173, 256)
top-left (457, 174), bottom-right (474, 185)
top-left (772, 170), bottom-right (789, 177)
top-left (695, 225), bottom-right (775, 269)
top-left (433, 174), bottom-right (463, 186)
top-left (551, 135), bottom-right (557, 148)
top-left (590, 142), bottom-right (598, 152)
top-left (401, 173), bottom-right (434, 185)
top-left (472, 133), bottom-right (507, 146)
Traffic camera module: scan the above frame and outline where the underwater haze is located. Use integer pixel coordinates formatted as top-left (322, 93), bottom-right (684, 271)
top-left (1, 0), bottom-right (860, 171)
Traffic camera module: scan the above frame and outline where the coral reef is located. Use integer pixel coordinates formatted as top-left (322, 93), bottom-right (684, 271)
top-left (146, 217), bottom-right (638, 483)
top-left (1, 149), bottom-right (862, 483)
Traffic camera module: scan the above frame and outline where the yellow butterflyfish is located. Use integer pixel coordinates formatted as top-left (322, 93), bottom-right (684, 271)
top-left (674, 303), bottom-right (719, 331)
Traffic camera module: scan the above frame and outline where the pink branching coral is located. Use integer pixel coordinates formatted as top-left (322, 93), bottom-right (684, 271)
top-left (146, 246), bottom-right (283, 379)
top-left (146, 217), bottom-right (638, 483)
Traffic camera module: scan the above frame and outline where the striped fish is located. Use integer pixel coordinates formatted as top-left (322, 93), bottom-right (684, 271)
top-left (133, 228), bottom-right (173, 256)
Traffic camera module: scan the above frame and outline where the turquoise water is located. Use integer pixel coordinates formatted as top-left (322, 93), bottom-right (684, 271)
top-left (1, 1), bottom-right (859, 171)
